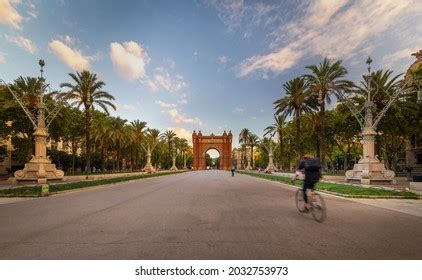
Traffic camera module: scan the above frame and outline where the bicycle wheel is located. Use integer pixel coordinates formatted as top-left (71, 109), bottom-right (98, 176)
top-left (295, 189), bottom-right (306, 213)
top-left (311, 192), bottom-right (326, 222)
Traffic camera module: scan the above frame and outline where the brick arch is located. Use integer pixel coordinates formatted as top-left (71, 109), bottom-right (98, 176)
top-left (192, 131), bottom-right (232, 170)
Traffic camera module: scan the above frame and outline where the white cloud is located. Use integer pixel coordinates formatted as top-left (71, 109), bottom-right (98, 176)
top-left (207, 0), bottom-right (280, 32)
top-left (238, 46), bottom-right (304, 77)
top-left (193, 51), bottom-right (199, 61)
top-left (145, 67), bottom-right (188, 93)
top-left (167, 109), bottom-right (202, 126)
top-left (5, 34), bottom-right (36, 54)
top-left (382, 46), bottom-right (422, 70)
top-left (235, 0), bottom-right (418, 77)
top-left (110, 41), bottom-right (150, 81)
top-left (178, 93), bottom-right (189, 105)
top-left (233, 107), bottom-right (245, 113)
top-left (217, 55), bottom-right (230, 65)
top-left (155, 100), bottom-right (178, 108)
top-left (60, 35), bottom-right (74, 45)
top-left (26, 1), bottom-right (37, 19)
top-left (0, 52), bottom-right (5, 64)
top-left (0, 0), bottom-right (23, 29)
top-left (168, 127), bottom-right (193, 144)
top-left (49, 38), bottom-right (91, 71)
top-left (178, 98), bottom-right (188, 105)
top-left (116, 103), bottom-right (137, 112)
top-left (207, 0), bottom-right (247, 31)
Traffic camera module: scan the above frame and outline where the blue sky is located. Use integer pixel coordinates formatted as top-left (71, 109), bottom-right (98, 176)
top-left (0, 0), bottom-right (421, 148)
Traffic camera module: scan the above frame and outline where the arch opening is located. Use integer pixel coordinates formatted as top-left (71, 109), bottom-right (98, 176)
top-left (205, 148), bottom-right (220, 170)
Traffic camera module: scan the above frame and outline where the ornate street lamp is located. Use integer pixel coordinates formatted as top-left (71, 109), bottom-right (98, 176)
top-left (262, 134), bottom-right (276, 174)
top-left (337, 57), bottom-right (409, 185)
top-left (0, 60), bottom-right (67, 184)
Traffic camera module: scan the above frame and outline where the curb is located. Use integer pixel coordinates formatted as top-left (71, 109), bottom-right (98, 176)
top-left (238, 171), bottom-right (421, 200)
top-left (0, 171), bottom-right (187, 198)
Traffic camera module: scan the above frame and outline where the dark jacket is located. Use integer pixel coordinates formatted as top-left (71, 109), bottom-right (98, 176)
top-left (298, 158), bottom-right (321, 182)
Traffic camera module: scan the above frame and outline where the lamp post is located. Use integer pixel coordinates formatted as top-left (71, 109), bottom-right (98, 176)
top-left (263, 134), bottom-right (276, 173)
top-left (339, 57), bottom-right (402, 185)
top-left (0, 60), bottom-right (64, 184)
top-left (170, 142), bottom-right (178, 171)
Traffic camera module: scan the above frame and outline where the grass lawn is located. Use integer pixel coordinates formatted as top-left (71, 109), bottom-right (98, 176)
top-left (0, 171), bottom-right (185, 197)
top-left (238, 171), bottom-right (420, 199)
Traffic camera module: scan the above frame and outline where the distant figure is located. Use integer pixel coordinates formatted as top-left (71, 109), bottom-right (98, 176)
top-left (231, 165), bottom-right (235, 176)
top-left (297, 154), bottom-right (321, 211)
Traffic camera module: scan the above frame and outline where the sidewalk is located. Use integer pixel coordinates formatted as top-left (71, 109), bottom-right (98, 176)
top-left (246, 171), bottom-right (422, 218)
top-left (350, 198), bottom-right (422, 218)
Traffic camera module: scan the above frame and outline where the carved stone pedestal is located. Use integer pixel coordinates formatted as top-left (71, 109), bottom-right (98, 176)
top-left (346, 125), bottom-right (396, 185)
top-left (170, 157), bottom-right (178, 171)
top-left (265, 148), bottom-right (276, 174)
top-left (345, 158), bottom-right (396, 185)
top-left (14, 157), bottom-right (64, 184)
top-left (14, 126), bottom-right (64, 184)
top-left (143, 154), bottom-right (155, 173)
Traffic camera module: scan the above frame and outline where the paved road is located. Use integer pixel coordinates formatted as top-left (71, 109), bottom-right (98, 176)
top-left (0, 170), bottom-right (421, 259)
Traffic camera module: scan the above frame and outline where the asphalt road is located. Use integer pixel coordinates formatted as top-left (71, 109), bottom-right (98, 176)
top-left (0, 170), bottom-right (421, 259)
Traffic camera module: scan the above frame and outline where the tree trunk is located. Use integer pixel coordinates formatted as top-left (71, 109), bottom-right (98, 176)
top-left (295, 110), bottom-right (301, 166)
top-left (251, 145), bottom-right (254, 168)
top-left (343, 152), bottom-right (348, 172)
top-left (319, 95), bottom-right (326, 171)
top-left (85, 108), bottom-right (91, 172)
top-left (72, 137), bottom-right (77, 175)
top-left (100, 148), bottom-right (105, 172)
top-left (316, 135), bottom-right (320, 158)
top-left (278, 130), bottom-right (283, 170)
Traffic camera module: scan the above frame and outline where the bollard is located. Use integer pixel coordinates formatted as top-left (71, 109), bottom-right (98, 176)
top-left (41, 184), bottom-right (49, 196)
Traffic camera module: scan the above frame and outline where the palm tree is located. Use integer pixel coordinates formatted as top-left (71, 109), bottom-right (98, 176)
top-left (163, 130), bottom-right (176, 166)
top-left (1, 77), bottom-right (47, 162)
top-left (59, 70), bottom-right (115, 172)
top-left (130, 120), bottom-right (147, 170)
top-left (178, 138), bottom-right (189, 169)
top-left (107, 117), bottom-right (128, 171)
top-left (305, 112), bottom-right (322, 157)
top-left (91, 114), bottom-right (111, 172)
top-left (248, 133), bottom-right (260, 168)
top-left (238, 128), bottom-right (250, 168)
top-left (264, 114), bottom-right (287, 169)
top-left (274, 77), bottom-right (313, 164)
top-left (355, 69), bottom-right (403, 167)
top-left (304, 58), bottom-right (352, 170)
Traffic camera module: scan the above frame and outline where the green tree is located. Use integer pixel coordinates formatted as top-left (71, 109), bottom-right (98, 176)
top-left (130, 120), bottom-right (147, 170)
top-left (238, 128), bottom-right (250, 168)
top-left (264, 114), bottom-right (287, 169)
top-left (0, 77), bottom-right (49, 163)
top-left (304, 58), bottom-right (353, 170)
top-left (107, 117), bottom-right (128, 171)
top-left (274, 77), bottom-right (313, 164)
top-left (61, 106), bottom-right (85, 173)
top-left (59, 71), bottom-right (116, 172)
top-left (248, 133), bottom-right (260, 168)
top-left (163, 130), bottom-right (176, 166)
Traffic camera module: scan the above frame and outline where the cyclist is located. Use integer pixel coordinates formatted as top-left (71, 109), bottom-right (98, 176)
top-left (297, 154), bottom-right (321, 211)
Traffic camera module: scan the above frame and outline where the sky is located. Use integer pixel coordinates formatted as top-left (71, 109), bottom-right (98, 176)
top-left (0, 0), bottom-right (421, 150)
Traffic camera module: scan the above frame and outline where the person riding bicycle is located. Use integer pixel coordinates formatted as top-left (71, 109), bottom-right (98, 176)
top-left (297, 154), bottom-right (321, 211)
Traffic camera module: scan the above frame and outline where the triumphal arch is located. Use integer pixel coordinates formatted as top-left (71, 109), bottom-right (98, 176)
top-left (192, 130), bottom-right (232, 170)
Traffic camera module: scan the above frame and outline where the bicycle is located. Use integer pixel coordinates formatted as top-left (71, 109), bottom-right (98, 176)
top-left (295, 188), bottom-right (326, 222)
